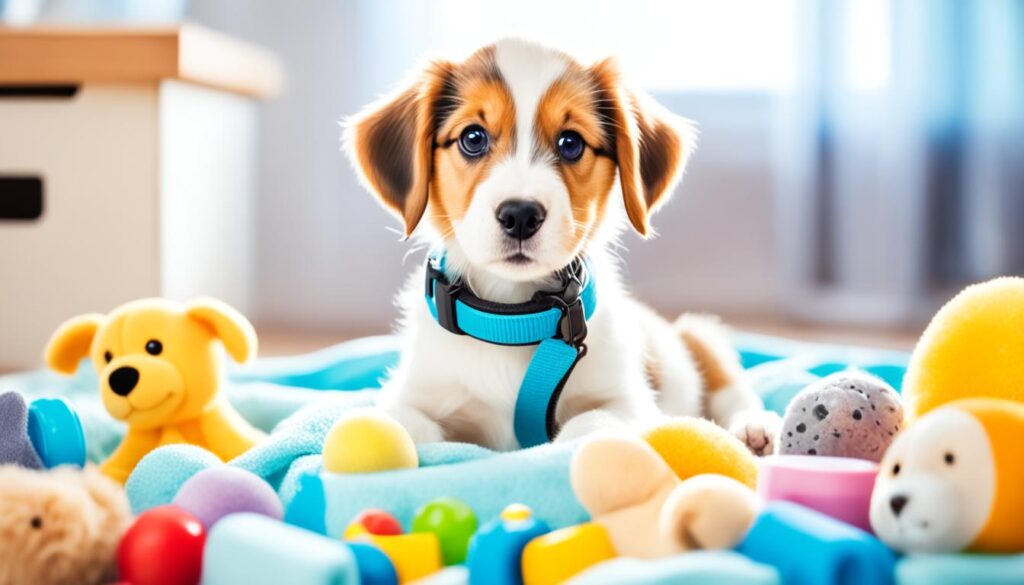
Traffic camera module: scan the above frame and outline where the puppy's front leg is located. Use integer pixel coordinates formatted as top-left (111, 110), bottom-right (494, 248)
top-left (709, 382), bottom-right (781, 456)
top-left (555, 397), bottom-right (661, 443)
top-left (379, 402), bottom-right (445, 445)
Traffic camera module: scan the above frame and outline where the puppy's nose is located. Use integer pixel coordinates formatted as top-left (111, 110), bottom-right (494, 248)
top-left (496, 200), bottom-right (545, 241)
top-left (890, 494), bottom-right (909, 517)
top-left (108, 366), bottom-right (140, 397)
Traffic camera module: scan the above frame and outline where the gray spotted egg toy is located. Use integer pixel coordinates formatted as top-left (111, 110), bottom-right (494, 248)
top-left (779, 371), bottom-right (903, 462)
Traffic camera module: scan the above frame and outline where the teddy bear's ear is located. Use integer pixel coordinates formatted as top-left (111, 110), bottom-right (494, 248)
top-left (570, 434), bottom-right (676, 517)
top-left (45, 314), bottom-right (104, 374)
top-left (185, 298), bottom-right (257, 364)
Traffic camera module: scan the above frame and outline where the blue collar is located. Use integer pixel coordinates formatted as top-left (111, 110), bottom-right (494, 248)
top-left (424, 252), bottom-right (597, 447)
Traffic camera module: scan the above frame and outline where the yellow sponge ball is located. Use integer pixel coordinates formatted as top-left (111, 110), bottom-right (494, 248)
top-left (643, 417), bottom-right (758, 489)
top-left (322, 409), bottom-right (419, 474)
top-left (903, 277), bottom-right (1024, 420)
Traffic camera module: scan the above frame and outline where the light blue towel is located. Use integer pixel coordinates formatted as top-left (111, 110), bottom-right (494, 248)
top-left (10, 332), bottom-right (912, 532)
top-left (896, 554), bottom-right (1024, 585)
top-left (570, 551), bottom-right (781, 585)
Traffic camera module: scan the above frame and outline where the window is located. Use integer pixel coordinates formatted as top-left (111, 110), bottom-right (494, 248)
top-left (432, 0), bottom-right (799, 92)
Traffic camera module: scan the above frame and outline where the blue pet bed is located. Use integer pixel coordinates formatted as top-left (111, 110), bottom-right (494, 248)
top-left (4, 333), bottom-right (1015, 584)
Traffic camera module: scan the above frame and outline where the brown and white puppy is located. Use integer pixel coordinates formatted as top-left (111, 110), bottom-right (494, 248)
top-left (344, 38), bottom-right (778, 453)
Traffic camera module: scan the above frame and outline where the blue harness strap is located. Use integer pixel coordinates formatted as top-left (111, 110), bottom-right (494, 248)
top-left (424, 253), bottom-right (596, 448)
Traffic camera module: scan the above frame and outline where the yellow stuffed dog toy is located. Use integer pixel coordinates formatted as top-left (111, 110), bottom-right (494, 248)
top-left (45, 298), bottom-right (265, 483)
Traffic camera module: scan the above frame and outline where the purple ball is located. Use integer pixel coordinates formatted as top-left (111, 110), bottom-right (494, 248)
top-left (172, 467), bottom-right (283, 529)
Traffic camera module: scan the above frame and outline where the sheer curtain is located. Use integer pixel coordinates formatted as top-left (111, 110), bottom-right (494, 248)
top-left (777, 0), bottom-right (1024, 326)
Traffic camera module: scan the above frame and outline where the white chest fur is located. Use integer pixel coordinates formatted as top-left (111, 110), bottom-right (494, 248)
top-left (376, 251), bottom-right (670, 450)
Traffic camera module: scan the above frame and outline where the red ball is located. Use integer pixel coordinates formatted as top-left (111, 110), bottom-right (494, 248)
top-left (118, 505), bottom-right (206, 585)
top-left (353, 508), bottom-right (403, 535)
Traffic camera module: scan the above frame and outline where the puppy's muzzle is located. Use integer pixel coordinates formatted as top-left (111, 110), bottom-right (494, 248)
top-left (496, 200), bottom-right (545, 241)
top-left (109, 367), bottom-right (140, 396)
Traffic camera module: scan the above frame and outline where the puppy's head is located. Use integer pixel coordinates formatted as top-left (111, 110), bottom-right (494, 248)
top-left (44, 298), bottom-right (255, 430)
top-left (345, 38), bottom-right (696, 282)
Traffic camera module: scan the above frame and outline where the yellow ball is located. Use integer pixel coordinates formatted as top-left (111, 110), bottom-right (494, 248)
top-left (322, 409), bottom-right (419, 474)
top-left (904, 277), bottom-right (1024, 420)
top-left (644, 417), bottom-right (758, 489)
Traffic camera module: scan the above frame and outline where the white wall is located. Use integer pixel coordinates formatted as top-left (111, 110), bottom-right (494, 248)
top-left (189, 0), bottom-right (782, 333)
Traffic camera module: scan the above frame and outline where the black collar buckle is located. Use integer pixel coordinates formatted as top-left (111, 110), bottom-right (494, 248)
top-left (533, 286), bottom-right (588, 352)
top-left (426, 258), bottom-right (463, 336)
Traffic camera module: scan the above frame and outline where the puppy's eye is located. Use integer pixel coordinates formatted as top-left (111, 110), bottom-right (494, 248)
top-left (556, 130), bottom-right (585, 162)
top-left (30, 516), bottom-right (42, 529)
top-left (458, 125), bottom-right (489, 158)
top-left (944, 452), bottom-right (955, 465)
top-left (892, 463), bottom-right (901, 476)
top-left (104, 351), bottom-right (113, 364)
top-left (145, 340), bottom-right (163, 356)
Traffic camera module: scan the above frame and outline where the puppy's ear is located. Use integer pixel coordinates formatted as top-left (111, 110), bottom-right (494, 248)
top-left (185, 298), bottom-right (257, 364)
top-left (45, 314), bottom-right (103, 374)
top-left (344, 60), bottom-right (454, 237)
top-left (591, 58), bottom-right (697, 237)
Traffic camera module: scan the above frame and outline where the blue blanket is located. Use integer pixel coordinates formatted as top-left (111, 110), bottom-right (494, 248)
top-left (0, 333), bottom-right (910, 527)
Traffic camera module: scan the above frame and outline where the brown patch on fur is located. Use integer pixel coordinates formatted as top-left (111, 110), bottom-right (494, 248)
top-left (431, 48), bottom-right (516, 236)
top-left (346, 60), bottom-right (456, 235)
top-left (644, 351), bottom-right (664, 392)
top-left (675, 315), bottom-right (743, 393)
top-left (535, 67), bottom-right (618, 251)
top-left (588, 58), bottom-right (695, 236)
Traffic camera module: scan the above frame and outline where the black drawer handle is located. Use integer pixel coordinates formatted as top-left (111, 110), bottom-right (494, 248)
top-left (0, 85), bottom-right (79, 98)
top-left (0, 176), bottom-right (44, 221)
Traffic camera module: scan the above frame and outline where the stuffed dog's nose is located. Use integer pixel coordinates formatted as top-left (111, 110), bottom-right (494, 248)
top-left (496, 200), bottom-right (545, 241)
top-left (890, 494), bottom-right (909, 517)
top-left (109, 366), bottom-right (140, 397)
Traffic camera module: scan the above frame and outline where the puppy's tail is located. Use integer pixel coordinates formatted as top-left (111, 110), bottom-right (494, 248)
top-left (673, 314), bottom-right (744, 394)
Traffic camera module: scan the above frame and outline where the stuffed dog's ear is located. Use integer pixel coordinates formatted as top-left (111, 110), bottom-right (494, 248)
top-left (343, 60), bottom-right (454, 237)
top-left (591, 58), bottom-right (697, 237)
top-left (185, 298), bottom-right (257, 364)
top-left (45, 314), bottom-right (103, 374)
top-left (571, 434), bottom-right (677, 517)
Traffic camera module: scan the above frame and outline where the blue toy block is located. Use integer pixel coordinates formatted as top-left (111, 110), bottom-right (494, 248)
top-left (27, 397), bottom-right (86, 468)
top-left (736, 501), bottom-right (896, 585)
top-left (285, 471), bottom-right (329, 534)
top-left (570, 551), bottom-right (780, 585)
top-left (348, 542), bottom-right (399, 585)
top-left (466, 513), bottom-right (550, 585)
top-left (202, 513), bottom-right (359, 585)
top-left (896, 553), bottom-right (1024, 585)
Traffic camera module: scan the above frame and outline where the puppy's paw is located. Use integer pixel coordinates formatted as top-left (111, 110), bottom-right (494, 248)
top-left (729, 410), bottom-right (782, 456)
top-left (381, 405), bottom-right (444, 444)
top-left (555, 410), bottom-right (632, 444)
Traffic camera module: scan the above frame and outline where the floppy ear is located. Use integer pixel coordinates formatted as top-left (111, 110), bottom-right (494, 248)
top-left (185, 298), bottom-right (257, 364)
top-left (343, 60), bottom-right (454, 237)
top-left (45, 314), bottom-right (103, 374)
top-left (591, 58), bottom-right (697, 237)
top-left (570, 434), bottom-right (677, 517)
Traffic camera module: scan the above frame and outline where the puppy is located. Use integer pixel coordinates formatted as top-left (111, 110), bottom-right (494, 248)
top-left (345, 38), bottom-right (778, 452)
top-left (45, 298), bottom-right (265, 482)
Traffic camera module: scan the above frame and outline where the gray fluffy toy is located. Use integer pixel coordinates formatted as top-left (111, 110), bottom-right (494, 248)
top-left (0, 391), bottom-right (44, 469)
top-left (779, 371), bottom-right (903, 462)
